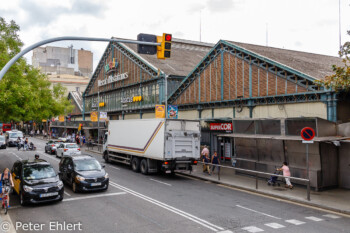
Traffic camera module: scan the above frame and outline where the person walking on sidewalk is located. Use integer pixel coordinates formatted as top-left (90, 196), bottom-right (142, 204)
top-left (203, 153), bottom-right (211, 175)
top-left (201, 146), bottom-right (209, 172)
top-left (211, 151), bottom-right (220, 175)
top-left (277, 162), bottom-right (293, 189)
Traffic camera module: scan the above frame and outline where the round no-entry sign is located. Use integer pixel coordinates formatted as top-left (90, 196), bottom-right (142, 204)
top-left (301, 127), bottom-right (315, 141)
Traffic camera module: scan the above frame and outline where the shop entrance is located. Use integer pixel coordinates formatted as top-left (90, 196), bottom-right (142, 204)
top-left (217, 136), bottom-right (232, 162)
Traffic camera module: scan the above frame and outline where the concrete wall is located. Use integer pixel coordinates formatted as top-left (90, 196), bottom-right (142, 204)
top-left (253, 102), bottom-right (327, 119)
top-left (214, 108), bottom-right (233, 119)
top-left (235, 107), bottom-right (250, 118)
top-left (142, 113), bottom-right (155, 119)
top-left (178, 110), bottom-right (198, 120)
top-left (124, 114), bottom-right (140, 120)
top-left (201, 109), bottom-right (212, 119)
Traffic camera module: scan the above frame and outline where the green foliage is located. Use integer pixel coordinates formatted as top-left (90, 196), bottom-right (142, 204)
top-left (0, 17), bottom-right (73, 122)
top-left (320, 30), bottom-right (350, 91)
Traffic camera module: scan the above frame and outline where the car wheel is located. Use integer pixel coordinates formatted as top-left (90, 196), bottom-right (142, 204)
top-left (72, 180), bottom-right (78, 193)
top-left (131, 157), bottom-right (140, 173)
top-left (140, 159), bottom-right (148, 175)
top-left (19, 192), bottom-right (26, 206)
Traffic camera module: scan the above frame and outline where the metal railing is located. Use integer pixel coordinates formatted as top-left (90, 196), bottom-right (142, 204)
top-left (198, 161), bottom-right (311, 201)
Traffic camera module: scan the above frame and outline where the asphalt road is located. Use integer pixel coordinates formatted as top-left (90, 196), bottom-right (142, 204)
top-left (0, 137), bottom-right (349, 233)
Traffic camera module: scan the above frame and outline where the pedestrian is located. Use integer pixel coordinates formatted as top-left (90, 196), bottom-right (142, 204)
top-left (211, 151), bottom-right (220, 175)
top-left (24, 138), bottom-right (28, 151)
top-left (202, 153), bottom-right (211, 175)
top-left (201, 145), bottom-right (209, 172)
top-left (34, 154), bottom-right (40, 162)
top-left (277, 162), bottom-right (293, 189)
top-left (20, 137), bottom-right (25, 150)
top-left (16, 137), bottom-right (21, 151)
top-left (83, 136), bottom-right (86, 146)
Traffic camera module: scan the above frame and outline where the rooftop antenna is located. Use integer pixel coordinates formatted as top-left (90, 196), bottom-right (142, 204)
top-left (200, 10), bottom-right (202, 42)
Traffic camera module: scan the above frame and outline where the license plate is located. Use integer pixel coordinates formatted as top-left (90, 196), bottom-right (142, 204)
top-left (40, 192), bottom-right (58, 198)
top-left (90, 183), bottom-right (101, 186)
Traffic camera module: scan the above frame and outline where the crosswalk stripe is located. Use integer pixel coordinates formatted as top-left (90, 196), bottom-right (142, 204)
top-left (305, 216), bottom-right (323, 222)
top-left (285, 219), bottom-right (305, 225)
top-left (323, 214), bottom-right (341, 219)
top-left (264, 223), bottom-right (285, 229)
top-left (242, 226), bottom-right (264, 232)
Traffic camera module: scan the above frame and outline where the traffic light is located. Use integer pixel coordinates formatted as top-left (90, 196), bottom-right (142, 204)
top-left (157, 33), bottom-right (172, 59)
top-left (137, 33), bottom-right (157, 55)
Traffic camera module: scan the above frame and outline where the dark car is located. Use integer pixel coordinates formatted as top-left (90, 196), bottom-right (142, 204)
top-left (59, 155), bottom-right (109, 193)
top-left (0, 135), bottom-right (6, 149)
top-left (11, 159), bottom-right (64, 205)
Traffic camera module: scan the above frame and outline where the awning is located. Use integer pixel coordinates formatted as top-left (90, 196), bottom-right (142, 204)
top-left (217, 133), bottom-right (350, 142)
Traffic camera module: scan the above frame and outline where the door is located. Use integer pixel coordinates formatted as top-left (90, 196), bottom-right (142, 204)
top-left (57, 144), bottom-right (64, 156)
top-left (66, 159), bottom-right (74, 184)
top-left (11, 163), bottom-right (21, 194)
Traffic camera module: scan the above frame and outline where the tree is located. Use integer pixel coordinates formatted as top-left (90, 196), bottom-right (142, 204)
top-left (320, 30), bottom-right (350, 91)
top-left (0, 17), bottom-right (73, 123)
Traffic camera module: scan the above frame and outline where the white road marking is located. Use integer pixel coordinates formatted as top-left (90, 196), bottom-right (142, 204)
top-left (64, 191), bottom-right (71, 196)
top-left (305, 216), bottom-right (324, 222)
top-left (264, 222), bottom-right (285, 229)
top-left (241, 226), bottom-right (264, 232)
top-left (36, 151), bottom-right (60, 162)
top-left (106, 165), bottom-right (120, 170)
top-left (63, 192), bottom-right (126, 202)
top-left (109, 181), bottom-right (224, 232)
top-left (217, 231), bottom-right (233, 233)
top-left (285, 219), bottom-right (305, 225)
top-left (150, 178), bottom-right (172, 186)
top-left (323, 214), bottom-right (341, 219)
top-left (10, 152), bottom-right (22, 160)
top-left (236, 205), bottom-right (282, 220)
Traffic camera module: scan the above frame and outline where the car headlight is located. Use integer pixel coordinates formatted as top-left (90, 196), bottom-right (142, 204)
top-left (23, 185), bottom-right (33, 192)
top-left (75, 175), bottom-right (85, 182)
top-left (57, 180), bottom-right (64, 189)
top-left (104, 173), bottom-right (109, 179)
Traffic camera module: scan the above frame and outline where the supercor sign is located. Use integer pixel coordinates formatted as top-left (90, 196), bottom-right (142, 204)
top-left (210, 123), bottom-right (233, 132)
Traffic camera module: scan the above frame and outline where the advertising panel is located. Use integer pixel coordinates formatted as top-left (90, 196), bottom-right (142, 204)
top-left (209, 123), bottom-right (233, 133)
top-left (167, 105), bottom-right (178, 119)
top-left (91, 112), bottom-right (98, 122)
top-left (155, 105), bottom-right (165, 118)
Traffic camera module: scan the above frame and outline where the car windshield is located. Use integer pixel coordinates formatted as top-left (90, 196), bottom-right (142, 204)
top-left (66, 144), bottom-right (78, 148)
top-left (23, 165), bottom-right (56, 180)
top-left (74, 159), bottom-right (101, 171)
top-left (10, 133), bottom-right (23, 138)
top-left (0, 136), bottom-right (4, 142)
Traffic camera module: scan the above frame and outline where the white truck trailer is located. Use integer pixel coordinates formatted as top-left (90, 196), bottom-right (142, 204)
top-left (102, 119), bottom-right (201, 174)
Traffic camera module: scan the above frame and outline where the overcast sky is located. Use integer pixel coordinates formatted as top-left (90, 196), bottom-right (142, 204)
top-left (1, 0), bottom-right (350, 69)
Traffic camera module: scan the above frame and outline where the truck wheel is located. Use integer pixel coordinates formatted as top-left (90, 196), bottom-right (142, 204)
top-left (140, 159), bottom-right (148, 175)
top-left (104, 152), bottom-right (110, 163)
top-left (131, 158), bottom-right (140, 173)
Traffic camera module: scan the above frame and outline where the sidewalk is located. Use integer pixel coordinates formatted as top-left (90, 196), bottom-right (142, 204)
top-left (178, 164), bottom-right (350, 215)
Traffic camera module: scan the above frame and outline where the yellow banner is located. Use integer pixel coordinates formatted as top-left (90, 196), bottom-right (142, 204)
top-left (155, 105), bottom-right (165, 118)
top-left (42, 119), bottom-right (47, 122)
top-left (59, 115), bottom-right (65, 122)
top-left (91, 112), bottom-right (98, 122)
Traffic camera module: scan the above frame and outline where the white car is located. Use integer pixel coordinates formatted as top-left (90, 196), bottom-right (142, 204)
top-left (56, 143), bottom-right (81, 158)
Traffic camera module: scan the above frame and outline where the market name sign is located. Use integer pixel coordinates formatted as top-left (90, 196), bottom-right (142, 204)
top-left (121, 96), bottom-right (143, 104)
top-left (98, 72), bottom-right (128, 87)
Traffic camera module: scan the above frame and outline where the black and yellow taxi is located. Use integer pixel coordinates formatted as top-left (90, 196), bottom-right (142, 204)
top-left (12, 159), bottom-right (64, 205)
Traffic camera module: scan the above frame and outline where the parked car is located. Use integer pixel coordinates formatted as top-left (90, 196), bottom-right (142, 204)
top-left (56, 143), bottom-right (81, 158)
top-left (45, 140), bottom-right (63, 155)
top-left (5, 130), bottom-right (23, 147)
top-left (11, 159), bottom-right (64, 205)
top-left (59, 155), bottom-right (109, 193)
top-left (0, 135), bottom-right (6, 149)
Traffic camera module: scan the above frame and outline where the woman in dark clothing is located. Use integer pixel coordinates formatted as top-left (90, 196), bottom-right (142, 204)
top-left (211, 151), bottom-right (220, 175)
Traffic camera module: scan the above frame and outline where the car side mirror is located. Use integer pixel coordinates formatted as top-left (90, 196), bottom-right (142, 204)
top-left (102, 165), bottom-right (106, 168)
top-left (15, 176), bottom-right (19, 180)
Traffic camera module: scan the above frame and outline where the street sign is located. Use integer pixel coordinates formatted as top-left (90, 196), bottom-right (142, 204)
top-left (301, 127), bottom-right (315, 141)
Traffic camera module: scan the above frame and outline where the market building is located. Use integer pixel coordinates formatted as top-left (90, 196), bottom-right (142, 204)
top-left (82, 38), bottom-right (213, 121)
top-left (167, 40), bottom-right (350, 189)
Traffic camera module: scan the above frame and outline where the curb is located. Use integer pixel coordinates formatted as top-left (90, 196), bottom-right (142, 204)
top-left (177, 172), bottom-right (350, 216)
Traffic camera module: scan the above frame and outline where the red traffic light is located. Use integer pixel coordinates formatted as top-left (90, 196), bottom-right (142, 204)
top-left (165, 34), bottom-right (172, 41)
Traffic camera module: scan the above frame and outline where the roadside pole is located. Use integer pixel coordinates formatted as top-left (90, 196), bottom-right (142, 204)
top-left (301, 127), bottom-right (315, 201)
top-left (98, 90), bottom-right (100, 145)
